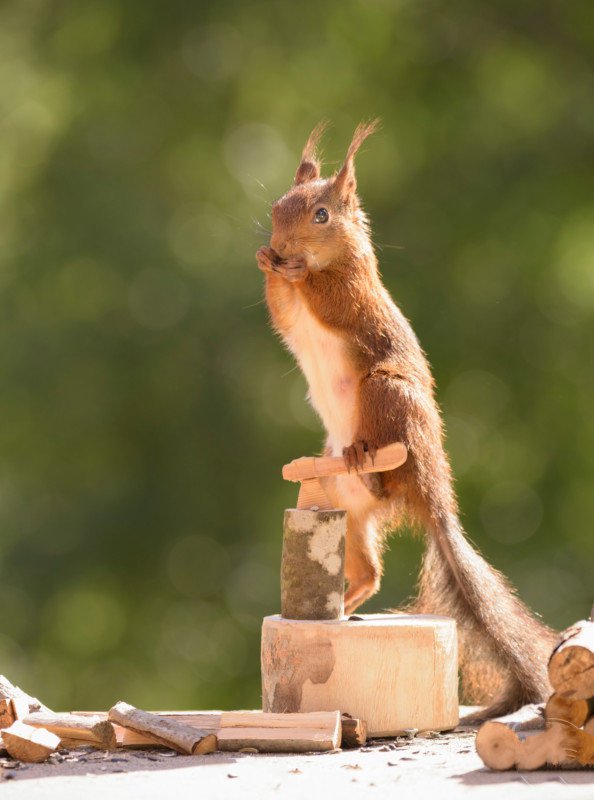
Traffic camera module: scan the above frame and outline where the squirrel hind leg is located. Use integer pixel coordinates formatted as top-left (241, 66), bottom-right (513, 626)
top-left (344, 517), bottom-right (383, 615)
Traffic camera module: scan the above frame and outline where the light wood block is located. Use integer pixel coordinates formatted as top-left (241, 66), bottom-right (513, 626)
top-left (2, 721), bottom-right (60, 763)
top-left (261, 613), bottom-right (458, 736)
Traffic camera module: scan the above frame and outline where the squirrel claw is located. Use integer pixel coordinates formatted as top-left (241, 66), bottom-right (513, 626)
top-left (343, 441), bottom-right (377, 473)
top-left (256, 246), bottom-right (279, 273)
top-left (272, 255), bottom-right (308, 283)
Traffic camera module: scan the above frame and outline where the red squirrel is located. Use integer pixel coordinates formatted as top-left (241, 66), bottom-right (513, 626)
top-left (256, 121), bottom-right (556, 718)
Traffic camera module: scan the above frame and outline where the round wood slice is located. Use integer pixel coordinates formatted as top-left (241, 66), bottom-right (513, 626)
top-left (261, 613), bottom-right (458, 736)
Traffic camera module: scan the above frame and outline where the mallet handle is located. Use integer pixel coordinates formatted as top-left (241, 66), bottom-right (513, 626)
top-left (282, 442), bottom-right (407, 483)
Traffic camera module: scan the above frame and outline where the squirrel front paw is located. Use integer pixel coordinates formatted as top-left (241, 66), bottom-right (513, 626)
top-left (256, 246), bottom-right (279, 273)
top-left (343, 440), bottom-right (377, 473)
top-left (272, 254), bottom-right (308, 283)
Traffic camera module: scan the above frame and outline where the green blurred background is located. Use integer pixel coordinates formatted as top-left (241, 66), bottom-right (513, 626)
top-left (0, 0), bottom-right (592, 711)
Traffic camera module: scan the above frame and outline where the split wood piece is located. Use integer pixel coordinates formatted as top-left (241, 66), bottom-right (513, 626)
top-left (549, 615), bottom-right (594, 700)
top-left (79, 710), bottom-right (366, 750)
top-left (108, 702), bottom-right (217, 755)
top-left (261, 614), bottom-right (459, 737)
top-left (23, 712), bottom-right (116, 750)
top-left (2, 721), bottom-right (60, 763)
top-left (218, 710), bottom-right (341, 753)
top-left (476, 721), bottom-right (594, 770)
top-left (281, 508), bottom-right (346, 620)
top-left (0, 699), bottom-right (14, 728)
top-left (283, 442), bottom-right (407, 512)
top-left (544, 694), bottom-right (591, 728)
top-left (0, 675), bottom-right (50, 716)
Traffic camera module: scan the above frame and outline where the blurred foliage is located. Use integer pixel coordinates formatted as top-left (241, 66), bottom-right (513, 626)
top-left (0, 0), bottom-right (592, 711)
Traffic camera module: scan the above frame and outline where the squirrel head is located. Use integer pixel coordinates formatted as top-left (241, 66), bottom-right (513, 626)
top-left (270, 120), bottom-right (379, 270)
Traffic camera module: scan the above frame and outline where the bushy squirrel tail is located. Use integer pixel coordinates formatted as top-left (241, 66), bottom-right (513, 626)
top-left (410, 512), bottom-right (556, 721)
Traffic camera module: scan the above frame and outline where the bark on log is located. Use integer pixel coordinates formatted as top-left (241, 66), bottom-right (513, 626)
top-left (2, 721), bottom-right (60, 763)
top-left (281, 509), bottom-right (346, 620)
top-left (108, 702), bottom-right (217, 754)
top-left (24, 712), bottom-right (116, 750)
top-left (0, 675), bottom-right (50, 715)
top-left (548, 618), bottom-right (594, 700)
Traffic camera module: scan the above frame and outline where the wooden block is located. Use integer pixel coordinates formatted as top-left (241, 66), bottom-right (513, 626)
top-left (281, 509), bottom-right (346, 620)
top-left (2, 721), bottom-right (60, 763)
top-left (23, 712), bottom-right (116, 750)
top-left (108, 702), bottom-right (217, 755)
top-left (261, 613), bottom-right (459, 736)
top-left (549, 617), bottom-right (594, 700)
top-left (217, 710), bottom-right (341, 753)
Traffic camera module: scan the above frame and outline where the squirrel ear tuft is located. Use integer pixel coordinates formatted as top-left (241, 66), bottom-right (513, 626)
top-left (294, 121), bottom-right (328, 185)
top-left (334, 118), bottom-right (380, 200)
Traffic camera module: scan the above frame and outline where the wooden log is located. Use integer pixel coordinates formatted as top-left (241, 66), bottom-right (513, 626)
top-left (23, 712), bottom-right (116, 750)
top-left (476, 721), bottom-right (572, 770)
top-left (0, 675), bottom-right (50, 715)
top-left (2, 721), bottom-right (60, 763)
top-left (544, 694), bottom-right (590, 728)
top-left (261, 614), bottom-right (459, 736)
top-left (548, 616), bottom-right (594, 700)
top-left (217, 710), bottom-right (341, 753)
top-left (281, 509), bottom-right (346, 620)
top-left (108, 702), bottom-right (217, 754)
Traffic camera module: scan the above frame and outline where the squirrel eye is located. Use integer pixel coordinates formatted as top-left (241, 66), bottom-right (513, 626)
top-left (314, 207), bottom-right (329, 224)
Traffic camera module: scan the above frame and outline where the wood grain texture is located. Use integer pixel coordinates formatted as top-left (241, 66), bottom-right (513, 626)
top-left (24, 712), bottom-right (116, 749)
top-left (549, 619), bottom-right (594, 700)
top-left (261, 613), bottom-right (459, 736)
top-left (108, 702), bottom-right (217, 755)
top-left (2, 720), bottom-right (60, 763)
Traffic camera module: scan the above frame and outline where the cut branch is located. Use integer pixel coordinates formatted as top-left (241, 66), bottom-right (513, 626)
top-left (108, 702), bottom-right (217, 755)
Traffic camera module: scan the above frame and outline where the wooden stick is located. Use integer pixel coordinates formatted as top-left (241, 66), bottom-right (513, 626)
top-left (23, 712), bottom-right (116, 750)
top-left (76, 710), bottom-right (365, 751)
top-left (108, 702), bottom-right (217, 755)
top-left (282, 442), bottom-right (407, 482)
top-left (0, 675), bottom-right (50, 715)
top-left (549, 617), bottom-right (594, 700)
top-left (2, 721), bottom-right (60, 763)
